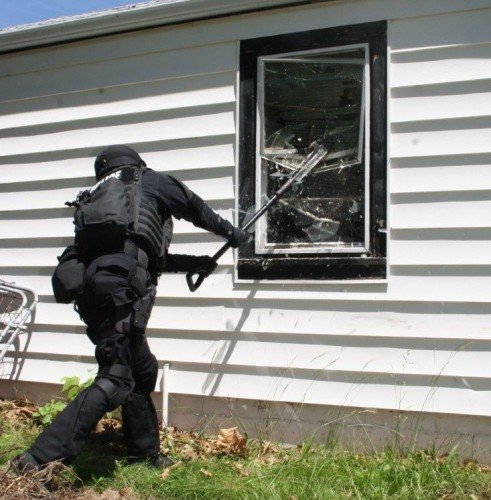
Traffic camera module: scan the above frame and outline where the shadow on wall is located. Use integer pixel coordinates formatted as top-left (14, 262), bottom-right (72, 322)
top-left (202, 289), bottom-right (257, 397)
top-left (0, 282), bottom-right (37, 381)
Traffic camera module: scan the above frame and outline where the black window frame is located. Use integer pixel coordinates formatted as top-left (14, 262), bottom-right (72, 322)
top-left (237, 21), bottom-right (387, 281)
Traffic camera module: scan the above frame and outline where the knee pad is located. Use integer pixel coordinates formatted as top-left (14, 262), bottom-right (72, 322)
top-left (95, 365), bottom-right (135, 410)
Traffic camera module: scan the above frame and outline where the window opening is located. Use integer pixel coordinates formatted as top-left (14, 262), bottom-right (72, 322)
top-left (237, 21), bottom-right (387, 281)
top-left (255, 45), bottom-right (369, 255)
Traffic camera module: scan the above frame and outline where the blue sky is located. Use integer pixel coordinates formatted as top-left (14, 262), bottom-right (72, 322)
top-left (0, 0), bottom-right (151, 29)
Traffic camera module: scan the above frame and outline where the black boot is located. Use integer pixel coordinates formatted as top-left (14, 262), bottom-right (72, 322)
top-left (11, 452), bottom-right (42, 474)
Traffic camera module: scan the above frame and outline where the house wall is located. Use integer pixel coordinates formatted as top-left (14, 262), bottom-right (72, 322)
top-left (1, 0), bottom-right (490, 461)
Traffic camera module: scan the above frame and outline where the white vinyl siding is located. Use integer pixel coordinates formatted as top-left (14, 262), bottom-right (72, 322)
top-left (1, 0), bottom-right (491, 421)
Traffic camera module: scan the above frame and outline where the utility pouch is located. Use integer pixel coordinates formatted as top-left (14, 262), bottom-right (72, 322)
top-left (128, 263), bottom-right (147, 297)
top-left (132, 285), bottom-right (156, 334)
top-left (74, 176), bottom-right (129, 255)
top-left (157, 217), bottom-right (173, 274)
top-left (52, 245), bottom-right (85, 303)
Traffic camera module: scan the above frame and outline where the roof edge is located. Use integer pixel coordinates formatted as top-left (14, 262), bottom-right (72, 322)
top-left (0, 0), bottom-right (308, 53)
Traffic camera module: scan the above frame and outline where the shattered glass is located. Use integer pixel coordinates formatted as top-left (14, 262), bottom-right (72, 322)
top-left (258, 47), bottom-right (367, 252)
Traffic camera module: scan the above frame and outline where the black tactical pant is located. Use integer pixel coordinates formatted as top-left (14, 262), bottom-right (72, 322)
top-left (29, 253), bottom-right (159, 464)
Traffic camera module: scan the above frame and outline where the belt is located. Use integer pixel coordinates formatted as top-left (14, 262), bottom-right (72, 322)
top-left (124, 239), bottom-right (149, 269)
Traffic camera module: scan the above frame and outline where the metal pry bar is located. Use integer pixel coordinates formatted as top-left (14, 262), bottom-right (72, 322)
top-left (186, 139), bottom-right (329, 292)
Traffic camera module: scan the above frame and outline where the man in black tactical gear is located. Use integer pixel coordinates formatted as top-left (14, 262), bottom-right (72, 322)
top-left (13, 145), bottom-right (248, 473)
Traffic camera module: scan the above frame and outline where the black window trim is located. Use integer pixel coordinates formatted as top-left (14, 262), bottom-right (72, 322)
top-left (237, 20), bottom-right (387, 281)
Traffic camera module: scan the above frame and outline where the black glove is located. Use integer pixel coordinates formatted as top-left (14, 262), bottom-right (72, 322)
top-left (162, 254), bottom-right (217, 276)
top-left (228, 227), bottom-right (251, 248)
top-left (191, 255), bottom-right (218, 277)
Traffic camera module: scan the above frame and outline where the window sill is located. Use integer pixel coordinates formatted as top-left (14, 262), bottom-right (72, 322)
top-left (237, 256), bottom-right (386, 281)
top-left (233, 276), bottom-right (389, 286)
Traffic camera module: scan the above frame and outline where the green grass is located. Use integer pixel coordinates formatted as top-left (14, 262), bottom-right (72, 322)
top-left (71, 447), bottom-right (491, 499)
top-left (1, 404), bottom-right (490, 499)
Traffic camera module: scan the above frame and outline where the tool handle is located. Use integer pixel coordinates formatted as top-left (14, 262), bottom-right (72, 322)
top-left (186, 241), bottom-right (232, 292)
top-left (185, 141), bottom-right (329, 292)
top-left (186, 271), bottom-right (207, 292)
top-left (186, 190), bottom-right (286, 292)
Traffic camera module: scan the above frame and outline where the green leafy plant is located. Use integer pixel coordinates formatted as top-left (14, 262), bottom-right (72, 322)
top-left (33, 375), bottom-right (95, 427)
top-left (32, 400), bottom-right (67, 426)
top-left (61, 375), bottom-right (94, 401)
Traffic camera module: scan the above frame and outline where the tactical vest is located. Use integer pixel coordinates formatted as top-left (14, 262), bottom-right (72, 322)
top-left (68, 166), bottom-right (171, 266)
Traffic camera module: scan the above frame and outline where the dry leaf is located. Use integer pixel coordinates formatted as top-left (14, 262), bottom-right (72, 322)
top-left (119, 486), bottom-right (134, 497)
top-left (233, 463), bottom-right (250, 477)
top-left (200, 440), bottom-right (214, 455)
top-left (207, 427), bottom-right (247, 456)
top-left (159, 460), bottom-right (181, 479)
top-left (264, 455), bottom-right (280, 465)
top-left (261, 441), bottom-right (274, 454)
top-left (200, 468), bottom-right (213, 477)
top-left (95, 421), bottom-right (105, 434)
top-left (1, 399), bottom-right (37, 422)
top-left (168, 461), bottom-right (181, 471)
top-left (184, 450), bottom-right (199, 461)
top-left (255, 454), bottom-right (280, 467)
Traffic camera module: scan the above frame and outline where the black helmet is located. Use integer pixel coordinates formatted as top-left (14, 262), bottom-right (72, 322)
top-left (94, 145), bottom-right (146, 180)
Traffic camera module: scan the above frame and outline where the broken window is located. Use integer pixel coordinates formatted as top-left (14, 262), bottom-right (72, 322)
top-left (238, 22), bottom-right (387, 281)
top-left (256, 46), bottom-right (368, 254)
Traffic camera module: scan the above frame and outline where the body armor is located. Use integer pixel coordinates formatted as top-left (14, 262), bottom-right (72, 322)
top-left (69, 166), bottom-right (168, 267)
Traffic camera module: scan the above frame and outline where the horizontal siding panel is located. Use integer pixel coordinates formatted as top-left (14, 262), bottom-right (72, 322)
top-left (169, 365), bottom-right (491, 417)
top-left (390, 8), bottom-right (491, 52)
top-left (0, 109), bottom-right (235, 157)
top-left (391, 124), bottom-right (491, 158)
top-left (0, 175), bottom-right (233, 212)
top-left (4, 200), bottom-right (489, 239)
top-left (391, 44), bottom-right (491, 88)
top-left (0, 43), bottom-right (236, 101)
top-left (0, 242), bottom-right (235, 267)
top-left (0, 218), bottom-right (73, 238)
top-left (30, 297), bottom-right (491, 339)
top-left (12, 331), bottom-right (491, 379)
top-left (2, 358), bottom-right (97, 385)
top-left (0, 187), bottom-right (88, 212)
top-left (0, 209), bottom-right (233, 247)
top-left (391, 163), bottom-right (491, 193)
top-left (0, 143), bottom-right (235, 183)
top-left (4, 270), bottom-right (491, 305)
top-left (5, 357), bottom-right (490, 417)
top-left (169, 273), bottom-right (491, 304)
top-left (391, 87), bottom-right (491, 123)
top-left (0, 248), bottom-right (62, 267)
top-left (0, 241), bottom-right (233, 268)
top-left (4, 238), bottom-right (491, 270)
top-left (3, 0), bottom-right (490, 77)
top-left (0, 158), bottom-right (92, 183)
top-left (391, 239), bottom-right (491, 265)
top-left (0, 227), bottom-right (232, 248)
top-left (391, 197), bottom-right (491, 229)
top-left (0, 72), bottom-right (236, 130)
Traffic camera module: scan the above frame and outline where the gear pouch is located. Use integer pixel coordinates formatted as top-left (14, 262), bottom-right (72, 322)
top-left (132, 285), bottom-right (156, 334)
top-left (52, 245), bottom-right (85, 303)
top-left (74, 177), bottom-right (129, 254)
